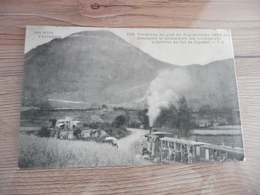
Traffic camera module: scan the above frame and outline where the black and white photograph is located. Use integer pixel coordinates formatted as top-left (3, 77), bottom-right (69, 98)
top-left (19, 26), bottom-right (245, 168)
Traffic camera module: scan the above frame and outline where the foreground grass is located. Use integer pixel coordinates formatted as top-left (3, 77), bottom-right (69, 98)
top-left (129, 137), bottom-right (148, 155)
top-left (19, 134), bottom-right (151, 168)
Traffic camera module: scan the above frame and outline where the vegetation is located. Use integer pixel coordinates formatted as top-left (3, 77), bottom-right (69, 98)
top-left (112, 115), bottom-right (127, 128)
top-left (101, 104), bottom-right (108, 109)
top-left (198, 104), bottom-right (240, 125)
top-left (129, 137), bottom-right (148, 155)
top-left (154, 96), bottom-right (195, 137)
top-left (153, 96), bottom-right (240, 136)
top-left (48, 118), bottom-right (57, 127)
top-left (127, 120), bottom-right (141, 128)
top-left (73, 128), bottom-right (82, 139)
top-left (38, 127), bottom-right (51, 138)
top-left (104, 127), bottom-right (131, 139)
top-left (137, 108), bottom-right (149, 129)
top-left (176, 97), bottom-right (196, 137)
top-left (85, 115), bottom-right (131, 139)
top-left (20, 106), bottom-right (143, 129)
top-left (154, 105), bottom-right (178, 129)
top-left (19, 134), bottom-right (150, 168)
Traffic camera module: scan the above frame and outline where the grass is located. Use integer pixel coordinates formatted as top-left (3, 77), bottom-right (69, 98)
top-left (129, 137), bottom-right (148, 155)
top-left (19, 133), bottom-right (151, 168)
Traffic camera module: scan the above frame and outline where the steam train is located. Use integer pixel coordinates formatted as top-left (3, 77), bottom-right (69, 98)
top-left (143, 129), bottom-right (244, 163)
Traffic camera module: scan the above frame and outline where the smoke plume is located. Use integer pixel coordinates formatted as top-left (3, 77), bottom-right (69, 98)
top-left (146, 68), bottom-right (190, 127)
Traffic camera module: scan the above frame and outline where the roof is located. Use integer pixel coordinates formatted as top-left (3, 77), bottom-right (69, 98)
top-left (57, 118), bottom-right (80, 122)
top-left (191, 130), bottom-right (242, 135)
top-left (200, 144), bottom-right (244, 154)
top-left (57, 119), bottom-right (70, 122)
top-left (151, 132), bottom-right (172, 135)
top-left (160, 137), bottom-right (206, 146)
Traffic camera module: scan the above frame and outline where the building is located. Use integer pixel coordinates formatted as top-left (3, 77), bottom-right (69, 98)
top-left (55, 117), bottom-right (81, 130)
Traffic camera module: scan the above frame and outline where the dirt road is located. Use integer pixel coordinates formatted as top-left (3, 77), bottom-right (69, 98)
top-left (117, 128), bottom-right (148, 152)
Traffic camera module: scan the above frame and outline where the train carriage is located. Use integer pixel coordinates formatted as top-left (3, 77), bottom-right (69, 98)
top-left (159, 137), bottom-right (206, 163)
top-left (199, 144), bottom-right (244, 162)
top-left (144, 130), bottom-right (244, 164)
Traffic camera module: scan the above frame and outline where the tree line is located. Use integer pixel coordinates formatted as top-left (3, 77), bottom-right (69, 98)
top-left (137, 96), bottom-right (194, 137)
top-left (154, 96), bottom-right (195, 137)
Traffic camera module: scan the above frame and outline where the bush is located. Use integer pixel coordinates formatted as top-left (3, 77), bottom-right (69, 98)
top-left (105, 127), bottom-right (131, 139)
top-left (113, 115), bottom-right (127, 128)
top-left (127, 121), bottom-right (141, 128)
top-left (89, 122), bottom-right (110, 129)
top-left (73, 128), bottom-right (82, 140)
top-left (38, 127), bottom-right (51, 138)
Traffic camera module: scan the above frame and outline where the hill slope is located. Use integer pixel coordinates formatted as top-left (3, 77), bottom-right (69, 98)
top-left (22, 30), bottom-right (239, 110)
top-left (177, 59), bottom-right (239, 109)
top-left (22, 30), bottom-right (177, 108)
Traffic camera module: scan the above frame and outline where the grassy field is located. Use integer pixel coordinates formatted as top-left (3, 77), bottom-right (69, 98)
top-left (19, 134), bottom-right (151, 168)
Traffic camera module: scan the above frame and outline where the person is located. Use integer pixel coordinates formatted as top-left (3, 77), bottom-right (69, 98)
top-left (183, 148), bottom-right (188, 163)
top-left (175, 145), bottom-right (181, 162)
top-left (168, 148), bottom-right (173, 161)
top-left (162, 145), bottom-right (167, 159)
top-left (222, 152), bottom-right (228, 161)
top-left (188, 152), bottom-right (193, 163)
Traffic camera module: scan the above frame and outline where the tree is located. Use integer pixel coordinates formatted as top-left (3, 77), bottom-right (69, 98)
top-left (113, 115), bottom-right (127, 128)
top-left (101, 104), bottom-right (108, 109)
top-left (38, 127), bottom-right (51, 138)
top-left (223, 107), bottom-right (235, 125)
top-left (48, 118), bottom-right (57, 127)
top-left (73, 128), bottom-right (82, 139)
top-left (137, 108), bottom-right (149, 129)
top-left (198, 104), bottom-right (212, 117)
top-left (154, 105), bottom-right (178, 129)
top-left (176, 96), bottom-right (195, 137)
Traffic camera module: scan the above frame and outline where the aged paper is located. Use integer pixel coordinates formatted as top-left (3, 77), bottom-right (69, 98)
top-left (19, 26), bottom-right (244, 168)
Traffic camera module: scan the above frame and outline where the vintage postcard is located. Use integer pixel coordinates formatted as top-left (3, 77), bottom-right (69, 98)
top-left (19, 26), bottom-right (245, 168)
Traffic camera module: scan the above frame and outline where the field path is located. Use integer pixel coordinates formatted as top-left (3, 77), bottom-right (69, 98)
top-left (117, 128), bottom-right (148, 152)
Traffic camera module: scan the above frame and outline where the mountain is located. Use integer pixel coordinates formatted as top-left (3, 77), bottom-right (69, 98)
top-left (172, 59), bottom-right (240, 109)
top-left (22, 30), bottom-right (177, 108)
top-left (22, 30), bottom-right (239, 110)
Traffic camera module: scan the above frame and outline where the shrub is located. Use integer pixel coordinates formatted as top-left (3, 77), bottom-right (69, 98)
top-left (113, 115), bottom-right (126, 128)
top-left (105, 127), bottom-right (131, 139)
top-left (38, 127), bottom-right (51, 138)
top-left (127, 121), bottom-right (141, 128)
top-left (73, 128), bottom-right (82, 139)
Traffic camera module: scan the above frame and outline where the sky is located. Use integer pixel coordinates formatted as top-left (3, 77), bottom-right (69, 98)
top-left (24, 26), bottom-right (234, 66)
